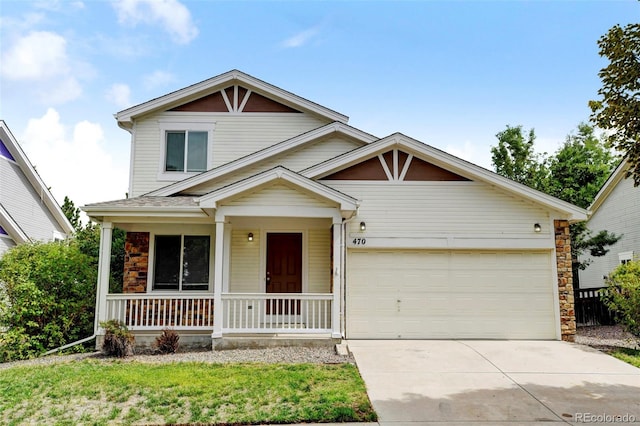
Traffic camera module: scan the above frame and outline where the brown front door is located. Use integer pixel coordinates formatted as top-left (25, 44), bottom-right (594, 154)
top-left (266, 233), bottom-right (302, 314)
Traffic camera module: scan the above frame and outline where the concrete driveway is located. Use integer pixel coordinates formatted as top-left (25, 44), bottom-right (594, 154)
top-left (347, 340), bottom-right (640, 425)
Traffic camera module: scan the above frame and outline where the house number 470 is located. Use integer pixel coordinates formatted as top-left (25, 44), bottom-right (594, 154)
top-left (352, 238), bottom-right (366, 245)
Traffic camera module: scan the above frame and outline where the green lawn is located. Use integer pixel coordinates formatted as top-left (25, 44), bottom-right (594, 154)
top-left (0, 360), bottom-right (376, 426)
top-left (611, 348), bottom-right (640, 368)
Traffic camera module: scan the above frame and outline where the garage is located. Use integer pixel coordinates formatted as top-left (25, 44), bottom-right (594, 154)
top-left (346, 249), bottom-right (557, 339)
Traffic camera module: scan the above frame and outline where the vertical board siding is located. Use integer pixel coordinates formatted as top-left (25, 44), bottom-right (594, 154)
top-left (579, 176), bottom-right (640, 288)
top-left (130, 113), bottom-right (328, 196)
top-left (0, 160), bottom-right (65, 241)
top-left (327, 181), bottom-right (551, 236)
top-left (189, 136), bottom-right (364, 195)
top-left (230, 229), bottom-right (261, 292)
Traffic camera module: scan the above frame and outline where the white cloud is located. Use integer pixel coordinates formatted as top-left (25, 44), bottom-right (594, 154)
top-left (281, 26), bottom-right (320, 48)
top-left (113, 0), bottom-right (198, 44)
top-left (1, 31), bottom-right (69, 80)
top-left (21, 108), bottom-right (128, 208)
top-left (143, 70), bottom-right (175, 90)
top-left (105, 83), bottom-right (132, 108)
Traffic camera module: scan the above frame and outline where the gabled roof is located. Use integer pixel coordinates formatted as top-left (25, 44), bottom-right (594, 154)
top-left (0, 121), bottom-right (74, 235)
top-left (198, 166), bottom-right (359, 213)
top-left (146, 122), bottom-right (377, 197)
top-left (116, 69), bottom-right (348, 129)
top-left (302, 132), bottom-right (588, 222)
top-left (0, 204), bottom-right (29, 244)
top-left (589, 159), bottom-right (630, 215)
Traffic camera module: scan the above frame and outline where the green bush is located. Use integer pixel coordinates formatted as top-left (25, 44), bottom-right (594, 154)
top-left (101, 320), bottom-right (134, 357)
top-left (0, 241), bottom-right (97, 361)
top-left (602, 259), bottom-right (640, 336)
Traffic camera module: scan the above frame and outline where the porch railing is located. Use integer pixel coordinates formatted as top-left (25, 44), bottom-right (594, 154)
top-left (104, 292), bottom-right (334, 334)
top-left (105, 293), bottom-right (214, 330)
top-left (222, 293), bottom-right (333, 333)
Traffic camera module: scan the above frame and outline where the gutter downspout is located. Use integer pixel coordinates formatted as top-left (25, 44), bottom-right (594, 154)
top-left (341, 208), bottom-right (359, 339)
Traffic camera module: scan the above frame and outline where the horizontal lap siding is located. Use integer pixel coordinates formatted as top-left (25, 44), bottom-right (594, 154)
top-left (130, 113), bottom-right (327, 196)
top-left (579, 176), bottom-right (640, 288)
top-left (230, 229), bottom-right (261, 293)
top-left (308, 228), bottom-right (331, 293)
top-left (224, 184), bottom-right (334, 208)
top-left (0, 160), bottom-right (64, 241)
top-left (0, 237), bottom-right (16, 255)
top-left (327, 181), bottom-right (551, 238)
top-left (189, 136), bottom-right (364, 195)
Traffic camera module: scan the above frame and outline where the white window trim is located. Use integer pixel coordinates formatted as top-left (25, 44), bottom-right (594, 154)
top-left (148, 232), bottom-right (214, 292)
top-left (52, 230), bottom-right (66, 241)
top-left (619, 251), bottom-right (634, 264)
top-left (157, 120), bottom-right (215, 182)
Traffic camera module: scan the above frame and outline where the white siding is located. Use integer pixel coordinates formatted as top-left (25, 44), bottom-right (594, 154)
top-left (308, 228), bottom-right (331, 293)
top-left (230, 229), bottom-right (261, 293)
top-left (579, 177), bottom-right (640, 288)
top-left (189, 136), bottom-right (363, 195)
top-left (228, 218), bottom-right (332, 294)
top-left (130, 112), bottom-right (328, 196)
top-left (0, 160), bottom-right (65, 241)
top-left (0, 236), bottom-right (16, 255)
top-left (326, 181), bottom-right (552, 244)
top-left (224, 183), bottom-right (336, 209)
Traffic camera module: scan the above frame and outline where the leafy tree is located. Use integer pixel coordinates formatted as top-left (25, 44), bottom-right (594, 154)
top-left (589, 23), bottom-right (640, 186)
top-left (0, 241), bottom-right (96, 361)
top-left (546, 123), bottom-right (619, 209)
top-left (491, 123), bottom-right (621, 278)
top-left (602, 259), bottom-right (640, 336)
top-left (490, 125), bottom-right (549, 191)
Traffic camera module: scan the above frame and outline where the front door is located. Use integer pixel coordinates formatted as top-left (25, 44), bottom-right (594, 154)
top-left (266, 233), bottom-right (302, 314)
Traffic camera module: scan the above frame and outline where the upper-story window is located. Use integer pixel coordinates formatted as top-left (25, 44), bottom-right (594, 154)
top-left (158, 120), bottom-right (215, 181)
top-left (165, 131), bottom-right (207, 172)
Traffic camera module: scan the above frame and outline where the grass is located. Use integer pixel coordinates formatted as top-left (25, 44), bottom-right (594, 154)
top-left (0, 360), bottom-right (377, 425)
top-left (611, 347), bottom-right (640, 368)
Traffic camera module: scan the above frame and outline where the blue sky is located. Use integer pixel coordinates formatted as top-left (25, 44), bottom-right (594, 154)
top-left (0, 0), bottom-right (638, 209)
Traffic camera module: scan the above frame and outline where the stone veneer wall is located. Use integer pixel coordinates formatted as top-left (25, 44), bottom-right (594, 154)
top-left (555, 219), bottom-right (576, 342)
top-left (123, 232), bottom-right (150, 293)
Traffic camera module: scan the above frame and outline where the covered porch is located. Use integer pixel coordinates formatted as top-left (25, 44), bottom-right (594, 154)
top-left (85, 168), bottom-right (359, 346)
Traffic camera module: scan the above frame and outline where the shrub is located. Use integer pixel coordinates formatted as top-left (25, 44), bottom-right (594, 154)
top-left (155, 328), bottom-right (180, 354)
top-left (602, 259), bottom-right (640, 336)
top-left (101, 320), bottom-right (134, 357)
top-left (0, 241), bottom-right (96, 361)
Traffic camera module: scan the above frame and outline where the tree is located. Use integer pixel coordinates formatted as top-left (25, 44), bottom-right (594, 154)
top-left (545, 124), bottom-right (621, 271)
top-left (491, 123), bottom-right (621, 278)
top-left (490, 125), bottom-right (549, 191)
top-left (589, 23), bottom-right (640, 186)
top-left (0, 241), bottom-right (97, 361)
top-left (546, 123), bottom-right (619, 209)
top-left (61, 195), bottom-right (82, 231)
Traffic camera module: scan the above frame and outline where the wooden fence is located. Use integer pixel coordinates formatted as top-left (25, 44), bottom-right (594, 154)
top-left (575, 287), bottom-right (616, 326)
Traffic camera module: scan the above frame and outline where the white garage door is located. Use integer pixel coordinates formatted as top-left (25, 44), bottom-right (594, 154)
top-left (346, 250), bottom-right (557, 339)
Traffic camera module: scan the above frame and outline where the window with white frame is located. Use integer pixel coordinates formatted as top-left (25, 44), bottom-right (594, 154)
top-left (619, 251), bottom-right (634, 265)
top-left (158, 121), bottom-right (214, 179)
top-left (165, 131), bottom-right (208, 172)
top-left (153, 235), bottom-right (210, 291)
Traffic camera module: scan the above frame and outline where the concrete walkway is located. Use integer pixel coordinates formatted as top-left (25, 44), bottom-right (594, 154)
top-left (347, 340), bottom-right (640, 425)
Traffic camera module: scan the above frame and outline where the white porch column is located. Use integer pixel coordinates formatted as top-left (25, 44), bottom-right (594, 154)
top-left (95, 222), bottom-right (112, 334)
top-left (212, 219), bottom-right (225, 338)
top-left (331, 220), bottom-right (342, 338)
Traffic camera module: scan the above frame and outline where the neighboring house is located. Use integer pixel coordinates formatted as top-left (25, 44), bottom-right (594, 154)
top-left (0, 121), bottom-right (73, 255)
top-left (578, 160), bottom-right (640, 289)
top-left (83, 70), bottom-right (587, 348)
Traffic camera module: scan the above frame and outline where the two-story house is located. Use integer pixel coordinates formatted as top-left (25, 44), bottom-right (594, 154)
top-left (83, 70), bottom-right (587, 348)
top-left (0, 121), bottom-right (73, 255)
